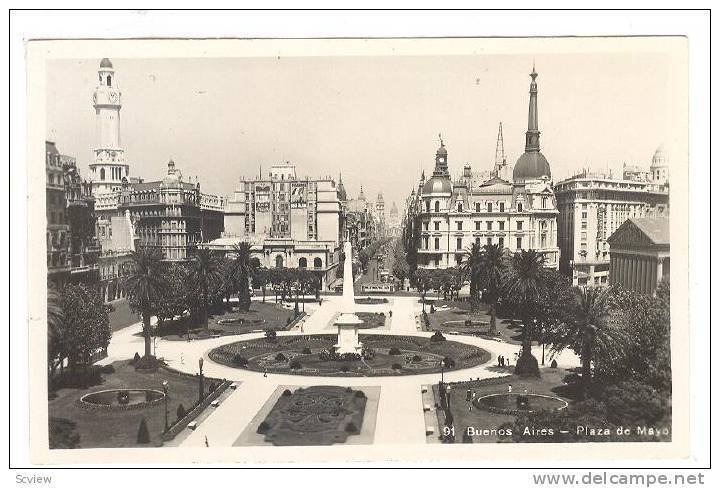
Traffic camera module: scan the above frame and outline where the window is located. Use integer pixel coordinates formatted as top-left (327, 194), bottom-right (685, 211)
top-left (298, 257), bottom-right (307, 268)
top-left (517, 221), bottom-right (523, 230)
top-left (498, 221), bottom-right (505, 230)
top-left (457, 202), bottom-right (463, 212)
top-left (542, 196), bottom-right (548, 209)
top-left (100, 168), bottom-right (105, 180)
top-left (435, 201), bottom-right (440, 213)
top-left (517, 202), bottom-right (523, 212)
top-left (487, 202), bottom-right (493, 213)
top-left (434, 221), bottom-right (440, 231)
top-left (457, 221), bottom-right (463, 231)
top-left (581, 221), bottom-right (587, 230)
top-left (475, 237), bottom-right (481, 245)
top-left (486, 237), bottom-right (492, 246)
top-left (581, 232), bottom-right (587, 241)
top-left (516, 237), bottom-right (522, 249)
top-left (541, 235), bottom-right (547, 247)
top-left (475, 221), bottom-right (481, 230)
top-left (434, 238), bottom-right (440, 250)
top-left (498, 237), bottom-right (504, 248)
top-left (275, 255), bottom-right (284, 268)
top-left (423, 236), bottom-right (429, 249)
top-left (314, 257), bottom-right (322, 268)
top-left (582, 211), bottom-right (588, 219)
top-left (499, 202), bottom-right (505, 212)
top-left (475, 203), bottom-right (481, 212)
top-left (107, 75), bottom-right (112, 86)
top-left (422, 221), bottom-right (428, 231)
top-left (456, 238), bottom-right (462, 250)
top-left (426, 201), bottom-right (431, 212)
top-left (486, 221), bottom-right (492, 231)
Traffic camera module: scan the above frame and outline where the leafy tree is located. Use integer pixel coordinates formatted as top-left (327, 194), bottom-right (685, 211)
top-left (391, 238), bottom-right (410, 285)
top-left (478, 244), bottom-right (506, 334)
top-left (123, 248), bottom-right (166, 358)
top-left (545, 284), bottom-right (627, 398)
top-left (154, 263), bottom-right (190, 327)
top-left (187, 248), bottom-right (225, 328)
top-left (253, 267), bottom-right (269, 303)
top-left (47, 281), bottom-right (64, 376)
top-left (503, 249), bottom-right (548, 376)
top-left (58, 283), bottom-right (112, 368)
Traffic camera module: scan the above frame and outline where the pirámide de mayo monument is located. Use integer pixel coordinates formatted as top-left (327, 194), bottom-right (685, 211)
top-left (334, 240), bottom-right (364, 354)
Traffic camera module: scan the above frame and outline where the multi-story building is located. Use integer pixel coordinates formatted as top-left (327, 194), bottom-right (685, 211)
top-left (387, 201), bottom-right (401, 237)
top-left (555, 148), bottom-right (670, 286)
top-left (84, 59), bottom-right (225, 263)
top-left (46, 141), bottom-right (100, 288)
top-left (211, 162), bottom-right (343, 289)
top-left (414, 66), bottom-right (560, 270)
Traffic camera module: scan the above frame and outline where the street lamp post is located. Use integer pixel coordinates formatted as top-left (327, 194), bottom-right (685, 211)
top-left (162, 380), bottom-right (169, 432)
top-left (198, 357), bottom-right (204, 404)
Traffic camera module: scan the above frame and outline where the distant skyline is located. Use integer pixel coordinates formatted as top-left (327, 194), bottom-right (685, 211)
top-left (47, 52), bottom-right (679, 208)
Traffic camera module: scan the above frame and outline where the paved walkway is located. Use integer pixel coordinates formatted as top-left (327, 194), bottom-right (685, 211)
top-left (102, 295), bottom-right (580, 447)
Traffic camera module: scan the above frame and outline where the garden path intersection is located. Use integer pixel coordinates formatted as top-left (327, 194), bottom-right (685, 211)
top-left (100, 295), bottom-right (580, 447)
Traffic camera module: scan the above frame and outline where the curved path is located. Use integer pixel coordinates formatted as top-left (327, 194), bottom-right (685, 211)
top-left (102, 296), bottom-right (580, 447)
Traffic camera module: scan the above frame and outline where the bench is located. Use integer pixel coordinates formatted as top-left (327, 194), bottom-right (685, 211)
top-left (211, 400), bottom-right (220, 407)
top-left (230, 382), bottom-right (239, 390)
top-left (187, 421), bottom-right (197, 430)
top-left (425, 426), bottom-right (435, 436)
top-left (421, 386), bottom-right (428, 393)
top-left (423, 403), bottom-right (432, 412)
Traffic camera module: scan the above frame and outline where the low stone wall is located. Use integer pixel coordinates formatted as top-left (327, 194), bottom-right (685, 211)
top-left (160, 379), bottom-right (232, 443)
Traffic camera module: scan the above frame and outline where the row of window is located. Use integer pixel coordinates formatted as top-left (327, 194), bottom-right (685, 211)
top-left (423, 220), bottom-right (528, 231)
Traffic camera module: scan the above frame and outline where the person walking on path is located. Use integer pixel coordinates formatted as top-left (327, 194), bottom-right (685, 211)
top-left (263, 368), bottom-right (268, 378)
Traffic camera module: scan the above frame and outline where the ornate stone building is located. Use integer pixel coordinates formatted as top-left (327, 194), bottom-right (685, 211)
top-left (211, 162), bottom-right (343, 289)
top-left (555, 147), bottom-right (670, 286)
top-left (608, 217), bottom-right (669, 294)
top-left (414, 66), bottom-right (559, 270)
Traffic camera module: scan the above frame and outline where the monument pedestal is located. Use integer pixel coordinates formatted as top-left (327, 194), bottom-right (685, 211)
top-left (334, 313), bottom-right (363, 354)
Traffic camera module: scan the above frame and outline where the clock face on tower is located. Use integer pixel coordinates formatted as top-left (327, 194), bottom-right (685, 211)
top-left (439, 157), bottom-right (445, 163)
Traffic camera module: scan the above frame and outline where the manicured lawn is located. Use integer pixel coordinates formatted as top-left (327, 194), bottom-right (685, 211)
top-left (48, 361), bottom-right (222, 448)
top-left (257, 386), bottom-right (367, 446)
top-left (108, 299), bottom-right (140, 332)
top-left (152, 302), bottom-right (297, 341)
top-left (355, 312), bottom-right (386, 329)
top-left (434, 367), bottom-right (573, 443)
top-left (209, 334), bottom-right (490, 377)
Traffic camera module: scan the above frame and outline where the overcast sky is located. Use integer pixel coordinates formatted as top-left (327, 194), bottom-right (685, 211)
top-left (46, 52), bottom-right (677, 208)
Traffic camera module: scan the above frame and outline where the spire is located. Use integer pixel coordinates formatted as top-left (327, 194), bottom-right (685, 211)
top-left (525, 64), bottom-right (540, 152)
top-left (494, 122), bottom-right (506, 172)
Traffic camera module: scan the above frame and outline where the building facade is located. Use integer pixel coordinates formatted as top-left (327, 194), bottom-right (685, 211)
top-left (215, 162), bottom-right (343, 289)
top-left (413, 67), bottom-right (559, 270)
top-left (555, 148), bottom-right (670, 286)
top-left (608, 217), bottom-right (669, 294)
top-left (46, 141), bottom-right (100, 288)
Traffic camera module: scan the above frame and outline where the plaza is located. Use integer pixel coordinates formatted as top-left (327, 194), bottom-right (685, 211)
top-left (87, 293), bottom-right (581, 447)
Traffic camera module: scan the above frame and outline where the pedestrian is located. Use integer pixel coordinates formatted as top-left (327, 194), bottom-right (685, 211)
top-left (319, 298), bottom-right (323, 306)
top-left (204, 435), bottom-right (209, 447)
top-left (180, 352), bottom-right (184, 366)
top-left (497, 355), bottom-right (501, 367)
top-left (263, 368), bottom-right (268, 378)
top-left (389, 310), bottom-right (393, 318)
top-left (508, 384), bottom-right (513, 393)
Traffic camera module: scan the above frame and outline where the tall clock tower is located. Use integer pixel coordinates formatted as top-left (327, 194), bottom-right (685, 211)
top-left (89, 58), bottom-right (130, 195)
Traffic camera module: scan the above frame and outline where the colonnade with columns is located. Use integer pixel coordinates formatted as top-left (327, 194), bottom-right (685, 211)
top-left (609, 252), bottom-right (669, 294)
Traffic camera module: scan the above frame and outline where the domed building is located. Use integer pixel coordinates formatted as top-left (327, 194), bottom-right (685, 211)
top-left (650, 144), bottom-right (669, 186)
top-left (413, 67), bottom-right (559, 270)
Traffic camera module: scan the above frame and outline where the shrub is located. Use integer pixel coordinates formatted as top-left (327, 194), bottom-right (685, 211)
top-left (286, 317), bottom-right (292, 325)
top-left (412, 354), bottom-right (422, 363)
top-left (346, 387), bottom-right (353, 393)
top-left (389, 347), bottom-right (401, 355)
top-left (442, 356), bottom-right (456, 368)
top-left (302, 347), bottom-right (312, 355)
top-left (132, 352), bottom-right (141, 364)
top-left (550, 359), bottom-right (558, 369)
top-left (430, 331), bottom-right (446, 343)
top-left (392, 363), bottom-right (402, 370)
top-left (354, 390), bottom-right (366, 399)
top-left (274, 353), bottom-right (288, 362)
top-left (136, 418), bottom-right (150, 444)
top-left (465, 319), bottom-right (471, 327)
top-left (340, 352), bottom-right (361, 361)
top-left (282, 389), bottom-right (292, 397)
top-left (134, 355), bottom-right (161, 371)
top-left (345, 422), bottom-right (359, 433)
top-left (209, 382), bottom-right (217, 393)
top-left (563, 373), bottom-right (581, 385)
top-left (257, 421), bottom-right (270, 434)
top-left (430, 304), bottom-right (435, 313)
top-left (341, 365), bottom-right (350, 372)
top-left (265, 329), bottom-right (277, 341)
top-left (289, 360), bottom-right (302, 370)
top-left (48, 417), bottom-right (80, 449)
top-left (117, 390), bottom-right (130, 405)
top-left (100, 364), bottom-right (115, 374)
top-left (176, 404), bottom-right (186, 420)
top-left (231, 354), bottom-right (248, 367)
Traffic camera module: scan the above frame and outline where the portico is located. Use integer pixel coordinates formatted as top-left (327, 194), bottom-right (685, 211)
top-left (608, 217), bottom-right (669, 294)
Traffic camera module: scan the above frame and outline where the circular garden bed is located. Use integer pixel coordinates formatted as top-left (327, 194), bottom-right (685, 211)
top-left (78, 388), bottom-right (166, 410)
top-left (474, 393), bottom-right (568, 415)
top-left (209, 333), bottom-right (490, 377)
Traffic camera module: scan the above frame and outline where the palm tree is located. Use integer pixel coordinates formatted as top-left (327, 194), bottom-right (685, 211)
top-left (546, 285), bottom-right (626, 399)
top-left (478, 244), bottom-right (506, 335)
top-left (123, 248), bottom-right (166, 358)
top-left (503, 249), bottom-right (547, 376)
top-left (187, 248), bottom-right (225, 328)
top-left (226, 242), bottom-right (254, 312)
top-left (460, 242), bottom-right (483, 311)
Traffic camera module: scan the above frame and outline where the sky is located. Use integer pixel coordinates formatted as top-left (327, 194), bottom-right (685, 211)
top-left (46, 52), bottom-right (678, 209)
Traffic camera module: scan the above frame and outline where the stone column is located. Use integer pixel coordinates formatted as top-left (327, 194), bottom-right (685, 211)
top-left (645, 257), bottom-right (654, 294)
top-left (657, 258), bottom-right (664, 287)
top-left (639, 258), bottom-right (647, 294)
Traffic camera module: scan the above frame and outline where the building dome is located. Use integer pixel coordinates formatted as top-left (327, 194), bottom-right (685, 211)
top-left (436, 143), bottom-right (447, 157)
top-left (651, 145), bottom-right (668, 168)
top-left (100, 58), bottom-right (113, 69)
top-left (422, 176), bottom-right (452, 194)
top-left (513, 151), bottom-right (552, 182)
